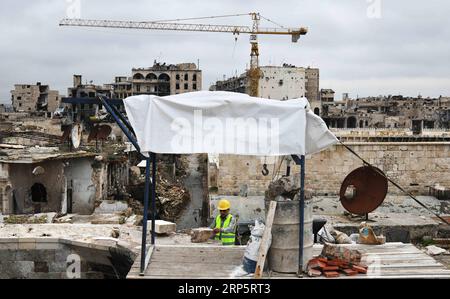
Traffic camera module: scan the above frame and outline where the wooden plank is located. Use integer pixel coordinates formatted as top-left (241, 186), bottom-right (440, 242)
top-left (254, 200), bottom-right (277, 279)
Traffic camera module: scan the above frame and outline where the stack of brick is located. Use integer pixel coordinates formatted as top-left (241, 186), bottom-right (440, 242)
top-left (307, 256), bottom-right (368, 278)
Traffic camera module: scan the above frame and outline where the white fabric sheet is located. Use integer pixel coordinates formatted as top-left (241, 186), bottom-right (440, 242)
top-left (124, 91), bottom-right (337, 156)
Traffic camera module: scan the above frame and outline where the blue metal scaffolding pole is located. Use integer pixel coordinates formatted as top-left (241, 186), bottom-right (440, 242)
top-left (140, 158), bottom-right (151, 274)
top-left (298, 155), bottom-right (305, 277)
top-left (151, 153), bottom-right (157, 245)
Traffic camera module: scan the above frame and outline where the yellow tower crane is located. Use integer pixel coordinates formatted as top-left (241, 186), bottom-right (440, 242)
top-left (60, 13), bottom-right (308, 97)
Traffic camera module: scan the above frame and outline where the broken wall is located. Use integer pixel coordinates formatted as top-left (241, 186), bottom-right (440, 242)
top-left (64, 157), bottom-right (96, 214)
top-left (7, 160), bottom-right (65, 214)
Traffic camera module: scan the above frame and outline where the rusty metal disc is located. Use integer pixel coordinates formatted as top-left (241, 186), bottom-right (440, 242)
top-left (339, 166), bottom-right (388, 215)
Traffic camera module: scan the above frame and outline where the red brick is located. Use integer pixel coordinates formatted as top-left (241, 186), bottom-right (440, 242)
top-left (357, 264), bottom-right (368, 270)
top-left (318, 257), bottom-right (328, 263)
top-left (342, 269), bottom-right (358, 276)
top-left (308, 260), bottom-right (327, 270)
top-left (324, 271), bottom-right (340, 278)
top-left (327, 260), bottom-right (342, 266)
top-left (323, 266), bottom-right (339, 271)
top-left (352, 265), bottom-right (367, 274)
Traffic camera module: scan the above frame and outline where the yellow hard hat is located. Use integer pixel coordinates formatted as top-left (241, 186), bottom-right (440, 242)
top-left (218, 199), bottom-right (231, 211)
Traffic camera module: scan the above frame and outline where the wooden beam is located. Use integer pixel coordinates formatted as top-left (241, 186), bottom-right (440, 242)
top-left (254, 200), bottom-right (277, 279)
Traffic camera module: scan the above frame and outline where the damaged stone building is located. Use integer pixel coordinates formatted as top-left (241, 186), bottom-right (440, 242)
top-left (0, 146), bottom-right (129, 215)
top-left (10, 83), bottom-right (60, 116)
top-left (322, 95), bottom-right (450, 130)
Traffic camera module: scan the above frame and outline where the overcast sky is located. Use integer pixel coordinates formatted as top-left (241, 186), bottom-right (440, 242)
top-left (1, 0), bottom-right (449, 104)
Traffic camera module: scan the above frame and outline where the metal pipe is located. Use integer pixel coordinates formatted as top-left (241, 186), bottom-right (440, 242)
top-left (140, 158), bottom-right (151, 275)
top-left (151, 153), bottom-right (157, 245)
top-left (298, 155), bottom-right (305, 277)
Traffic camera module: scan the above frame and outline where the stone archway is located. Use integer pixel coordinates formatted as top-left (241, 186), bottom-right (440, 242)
top-left (347, 116), bottom-right (357, 128)
top-left (31, 183), bottom-right (47, 203)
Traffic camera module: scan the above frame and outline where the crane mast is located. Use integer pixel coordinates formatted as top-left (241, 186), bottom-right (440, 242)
top-left (60, 13), bottom-right (307, 97)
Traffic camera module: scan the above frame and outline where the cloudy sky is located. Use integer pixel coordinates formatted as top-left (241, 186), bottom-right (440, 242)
top-left (1, 0), bottom-right (449, 104)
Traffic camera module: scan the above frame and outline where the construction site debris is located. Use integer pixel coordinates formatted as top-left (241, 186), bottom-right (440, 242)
top-left (91, 214), bottom-right (126, 225)
top-left (320, 243), bottom-right (362, 263)
top-left (94, 200), bottom-right (129, 214)
top-left (111, 227), bottom-right (120, 238)
top-left (3, 213), bottom-right (57, 224)
top-left (359, 222), bottom-right (386, 245)
top-left (148, 220), bottom-right (176, 234)
top-left (425, 245), bottom-right (447, 256)
top-left (334, 230), bottom-right (352, 244)
top-left (190, 228), bottom-right (213, 243)
top-left (307, 255), bottom-right (368, 278)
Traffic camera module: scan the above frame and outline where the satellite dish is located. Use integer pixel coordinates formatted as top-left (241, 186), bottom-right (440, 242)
top-left (71, 124), bottom-right (82, 149)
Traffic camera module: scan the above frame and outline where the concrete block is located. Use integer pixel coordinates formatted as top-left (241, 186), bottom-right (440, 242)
top-left (147, 220), bottom-right (176, 234)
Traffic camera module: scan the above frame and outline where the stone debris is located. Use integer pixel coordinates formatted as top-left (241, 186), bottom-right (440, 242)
top-left (320, 243), bottom-right (362, 264)
top-left (148, 220), bottom-right (176, 234)
top-left (111, 227), bottom-right (120, 238)
top-left (91, 214), bottom-right (126, 225)
top-left (94, 200), bottom-right (129, 214)
top-left (425, 245), bottom-right (447, 256)
top-left (265, 176), bottom-right (312, 202)
top-left (191, 228), bottom-right (213, 243)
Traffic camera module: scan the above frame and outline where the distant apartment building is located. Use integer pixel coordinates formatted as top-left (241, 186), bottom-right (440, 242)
top-left (210, 64), bottom-right (321, 110)
top-left (320, 89), bottom-right (335, 103)
top-left (322, 95), bottom-right (450, 130)
top-left (68, 75), bottom-right (112, 99)
top-left (131, 62), bottom-right (201, 97)
top-left (109, 62), bottom-right (202, 99)
top-left (10, 83), bottom-right (60, 115)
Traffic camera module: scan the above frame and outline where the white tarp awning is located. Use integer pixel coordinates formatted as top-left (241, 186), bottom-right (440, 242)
top-left (124, 91), bottom-right (338, 156)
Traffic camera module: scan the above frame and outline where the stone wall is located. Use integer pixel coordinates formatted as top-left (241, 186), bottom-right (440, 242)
top-left (0, 238), bottom-right (135, 279)
top-left (213, 142), bottom-right (450, 196)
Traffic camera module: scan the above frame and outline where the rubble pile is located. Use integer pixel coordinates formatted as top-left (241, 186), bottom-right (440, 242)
top-left (307, 256), bottom-right (368, 277)
top-left (126, 155), bottom-right (191, 223)
top-left (156, 174), bottom-right (190, 222)
top-left (307, 243), bottom-right (367, 278)
top-left (265, 176), bottom-right (312, 201)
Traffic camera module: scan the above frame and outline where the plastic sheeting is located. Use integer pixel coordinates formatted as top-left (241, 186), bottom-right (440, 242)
top-left (124, 91), bottom-right (338, 156)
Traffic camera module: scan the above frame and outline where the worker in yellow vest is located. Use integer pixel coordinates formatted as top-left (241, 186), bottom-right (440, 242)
top-left (211, 199), bottom-right (236, 246)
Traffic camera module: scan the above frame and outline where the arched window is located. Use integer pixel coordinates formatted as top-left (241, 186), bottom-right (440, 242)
top-left (158, 73), bottom-right (170, 82)
top-left (133, 73), bottom-right (144, 80)
top-left (146, 73), bottom-right (157, 80)
top-left (347, 117), bottom-right (357, 128)
top-left (193, 74), bottom-right (197, 82)
top-left (184, 73), bottom-right (189, 81)
top-left (314, 108), bottom-right (320, 116)
top-left (31, 183), bottom-right (47, 203)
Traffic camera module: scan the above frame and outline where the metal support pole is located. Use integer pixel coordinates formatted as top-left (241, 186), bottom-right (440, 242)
top-left (298, 155), bottom-right (305, 277)
top-left (151, 153), bottom-right (157, 245)
top-left (139, 158), bottom-right (151, 275)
